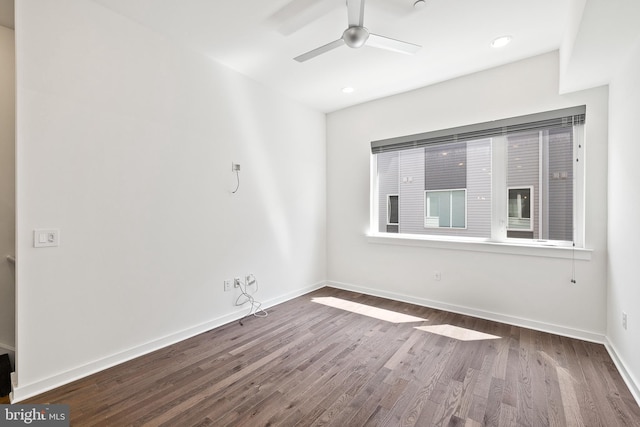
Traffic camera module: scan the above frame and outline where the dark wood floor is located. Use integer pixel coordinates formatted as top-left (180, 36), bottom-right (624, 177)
top-left (22, 287), bottom-right (640, 426)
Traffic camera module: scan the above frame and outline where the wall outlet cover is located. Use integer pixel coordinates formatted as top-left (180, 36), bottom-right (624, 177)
top-left (33, 229), bottom-right (60, 248)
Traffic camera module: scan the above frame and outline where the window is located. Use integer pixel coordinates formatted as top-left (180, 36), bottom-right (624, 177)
top-left (387, 195), bottom-right (399, 225)
top-left (508, 187), bottom-right (533, 231)
top-left (371, 106), bottom-right (585, 247)
top-left (425, 189), bottom-right (466, 228)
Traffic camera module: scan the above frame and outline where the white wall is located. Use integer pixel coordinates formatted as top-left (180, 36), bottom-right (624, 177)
top-left (327, 52), bottom-right (609, 339)
top-left (0, 24), bottom-right (15, 363)
top-left (608, 38), bottom-right (640, 400)
top-left (13, 0), bottom-right (326, 400)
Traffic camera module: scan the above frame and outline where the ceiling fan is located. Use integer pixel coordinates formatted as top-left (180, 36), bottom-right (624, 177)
top-left (294, 0), bottom-right (421, 62)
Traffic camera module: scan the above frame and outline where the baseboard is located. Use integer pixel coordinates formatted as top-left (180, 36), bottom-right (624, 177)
top-left (9, 372), bottom-right (17, 403)
top-left (327, 280), bottom-right (606, 344)
top-left (10, 281), bottom-right (326, 403)
top-left (604, 339), bottom-right (640, 406)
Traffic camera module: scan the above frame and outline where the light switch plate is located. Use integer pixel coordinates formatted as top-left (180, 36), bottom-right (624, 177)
top-left (34, 229), bottom-right (60, 248)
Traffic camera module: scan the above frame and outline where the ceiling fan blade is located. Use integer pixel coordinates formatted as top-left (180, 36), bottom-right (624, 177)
top-left (347, 0), bottom-right (365, 27)
top-left (367, 33), bottom-right (421, 55)
top-left (294, 38), bottom-right (345, 62)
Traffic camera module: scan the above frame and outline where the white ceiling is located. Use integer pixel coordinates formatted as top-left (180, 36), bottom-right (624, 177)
top-left (560, 0), bottom-right (640, 94)
top-left (90, 0), bottom-right (574, 112)
top-left (4, 1), bottom-right (640, 112)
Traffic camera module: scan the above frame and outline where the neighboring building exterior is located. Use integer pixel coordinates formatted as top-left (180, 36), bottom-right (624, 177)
top-left (376, 128), bottom-right (574, 242)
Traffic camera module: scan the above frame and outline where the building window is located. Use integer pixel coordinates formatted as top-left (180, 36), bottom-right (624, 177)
top-left (370, 106), bottom-right (585, 247)
top-left (387, 195), bottom-right (399, 225)
top-left (508, 187), bottom-right (533, 231)
top-left (425, 189), bottom-right (466, 228)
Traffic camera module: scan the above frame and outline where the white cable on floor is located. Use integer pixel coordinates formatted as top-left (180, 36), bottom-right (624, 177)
top-left (235, 275), bottom-right (267, 325)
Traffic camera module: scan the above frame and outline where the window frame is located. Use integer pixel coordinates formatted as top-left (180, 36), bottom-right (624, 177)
top-left (387, 194), bottom-right (399, 226)
top-left (507, 186), bottom-right (534, 232)
top-left (424, 188), bottom-right (467, 229)
top-left (369, 106), bottom-right (586, 249)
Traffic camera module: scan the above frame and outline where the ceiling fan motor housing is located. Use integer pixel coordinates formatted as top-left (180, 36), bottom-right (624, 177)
top-left (343, 26), bottom-right (370, 48)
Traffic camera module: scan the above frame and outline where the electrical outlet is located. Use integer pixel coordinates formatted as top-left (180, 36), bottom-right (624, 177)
top-left (623, 312), bottom-right (628, 330)
top-left (34, 228), bottom-right (60, 248)
top-left (224, 280), bottom-right (232, 292)
top-left (434, 271), bottom-right (441, 281)
top-left (234, 277), bottom-right (241, 288)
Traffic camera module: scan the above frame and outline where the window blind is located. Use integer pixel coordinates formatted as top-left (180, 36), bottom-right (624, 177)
top-left (371, 106), bottom-right (586, 154)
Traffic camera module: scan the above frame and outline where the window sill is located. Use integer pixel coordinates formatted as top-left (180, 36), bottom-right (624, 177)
top-left (366, 233), bottom-right (592, 260)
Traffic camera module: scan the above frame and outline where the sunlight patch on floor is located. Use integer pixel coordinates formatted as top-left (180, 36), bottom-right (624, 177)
top-left (311, 297), bottom-right (426, 323)
top-left (415, 324), bottom-right (501, 341)
top-left (538, 351), bottom-right (584, 426)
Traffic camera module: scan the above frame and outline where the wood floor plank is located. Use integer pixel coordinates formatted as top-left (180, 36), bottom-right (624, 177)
top-left (454, 367), bottom-right (481, 421)
top-left (467, 393), bottom-right (488, 425)
top-left (393, 336), bottom-right (461, 425)
top-left (484, 376), bottom-right (505, 426)
top-left (516, 343), bottom-right (534, 427)
top-left (561, 338), bottom-right (602, 426)
top-left (19, 287), bottom-right (639, 426)
top-left (498, 402), bottom-right (518, 427)
top-left (472, 346), bottom-right (498, 401)
top-left (491, 334), bottom-right (510, 380)
top-left (528, 330), bottom-right (552, 426)
top-left (502, 347), bottom-right (520, 408)
top-left (379, 380), bottom-right (422, 426)
top-left (425, 379), bottom-right (464, 426)
top-left (327, 366), bottom-right (391, 427)
top-left (383, 329), bottom-right (424, 370)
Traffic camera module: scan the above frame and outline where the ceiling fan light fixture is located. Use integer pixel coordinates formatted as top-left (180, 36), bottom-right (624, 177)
top-left (413, 0), bottom-right (427, 10)
top-left (491, 35), bottom-right (512, 48)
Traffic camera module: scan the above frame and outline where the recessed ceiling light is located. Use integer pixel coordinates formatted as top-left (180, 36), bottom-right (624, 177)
top-left (342, 86), bottom-right (355, 94)
top-left (413, 0), bottom-right (427, 10)
top-left (491, 36), bottom-right (512, 48)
